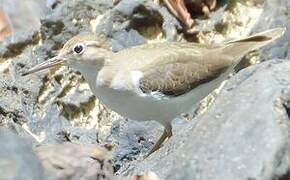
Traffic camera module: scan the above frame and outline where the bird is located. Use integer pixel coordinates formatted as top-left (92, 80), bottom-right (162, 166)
top-left (23, 28), bottom-right (284, 157)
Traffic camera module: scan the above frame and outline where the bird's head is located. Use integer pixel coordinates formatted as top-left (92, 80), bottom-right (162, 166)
top-left (23, 34), bottom-right (112, 76)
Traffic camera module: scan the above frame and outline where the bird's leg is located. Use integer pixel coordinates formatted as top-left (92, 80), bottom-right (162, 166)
top-left (164, 0), bottom-right (194, 29)
top-left (145, 124), bottom-right (172, 157)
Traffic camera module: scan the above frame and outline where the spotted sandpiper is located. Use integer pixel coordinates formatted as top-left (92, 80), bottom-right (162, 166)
top-left (23, 28), bottom-right (284, 156)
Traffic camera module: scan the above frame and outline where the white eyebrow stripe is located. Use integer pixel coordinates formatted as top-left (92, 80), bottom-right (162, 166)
top-left (85, 41), bottom-right (101, 46)
top-left (84, 40), bottom-right (111, 50)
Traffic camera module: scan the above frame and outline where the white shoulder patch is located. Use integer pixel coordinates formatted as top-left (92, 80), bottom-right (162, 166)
top-left (109, 71), bottom-right (143, 93)
top-left (130, 70), bottom-right (143, 88)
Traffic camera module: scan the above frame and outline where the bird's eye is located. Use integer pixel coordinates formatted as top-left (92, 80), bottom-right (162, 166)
top-left (73, 43), bottom-right (85, 54)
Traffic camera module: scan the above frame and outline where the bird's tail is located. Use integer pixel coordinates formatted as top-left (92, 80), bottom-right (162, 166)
top-left (221, 27), bottom-right (285, 61)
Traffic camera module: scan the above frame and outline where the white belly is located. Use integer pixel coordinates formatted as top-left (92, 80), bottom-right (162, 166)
top-left (94, 86), bottom-right (184, 124)
top-left (90, 75), bottom-right (225, 127)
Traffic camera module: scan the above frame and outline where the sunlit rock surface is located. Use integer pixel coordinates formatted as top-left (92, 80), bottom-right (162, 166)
top-left (0, 0), bottom-right (290, 179)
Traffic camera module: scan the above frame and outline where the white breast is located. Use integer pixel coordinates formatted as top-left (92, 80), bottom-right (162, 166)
top-left (109, 70), bottom-right (144, 94)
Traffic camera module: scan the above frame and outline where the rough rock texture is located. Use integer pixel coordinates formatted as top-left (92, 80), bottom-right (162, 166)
top-left (35, 143), bottom-right (114, 180)
top-left (1, 0), bottom-right (290, 179)
top-left (252, 0), bottom-right (290, 60)
top-left (0, 0), bottom-right (48, 38)
top-left (0, 128), bottom-right (44, 180)
top-left (103, 0), bottom-right (180, 42)
top-left (0, 128), bottom-right (115, 180)
top-left (0, 0), bottom-right (119, 145)
top-left (128, 59), bottom-right (290, 180)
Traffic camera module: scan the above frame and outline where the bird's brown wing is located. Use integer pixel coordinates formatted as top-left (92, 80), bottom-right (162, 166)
top-left (139, 57), bottom-right (230, 96)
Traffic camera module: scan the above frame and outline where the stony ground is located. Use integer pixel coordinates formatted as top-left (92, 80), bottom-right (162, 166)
top-left (0, 0), bottom-right (290, 179)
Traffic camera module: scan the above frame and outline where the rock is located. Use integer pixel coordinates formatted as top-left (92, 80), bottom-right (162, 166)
top-left (124, 59), bottom-right (290, 180)
top-left (0, 31), bottom-right (40, 58)
top-left (1, 0), bottom-right (290, 179)
top-left (92, 0), bottom-right (180, 41)
top-left (46, 0), bottom-right (63, 9)
top-left (109, 119), bottom-right (162, 172)
top-left (35, 143), bottom-right (114, 180)
top-left (191, 1), bottom-right (265, 43)
top-left (110, 29), bottom-right (146, 52)
top-left (1, 0), bottom-right (48, 36)
top-left (0, 128), bottom-right (44, 180)
top-left (252, 0), bottom-right (290, 60)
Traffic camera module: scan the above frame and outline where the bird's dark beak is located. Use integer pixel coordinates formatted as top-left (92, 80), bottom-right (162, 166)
top-left (22, 56), bottom-right (65, 76)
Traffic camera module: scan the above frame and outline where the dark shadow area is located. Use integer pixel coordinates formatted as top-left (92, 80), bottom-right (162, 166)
top-left (128, 5), bottom-right (164, 40)
top-left (273, 170), bottom-right (290, 180)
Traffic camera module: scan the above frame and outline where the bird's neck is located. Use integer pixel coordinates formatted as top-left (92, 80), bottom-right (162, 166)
top-left (70, 58), bottom-right (116, 90)
top-left (70, 62), bottom-right (100, 87)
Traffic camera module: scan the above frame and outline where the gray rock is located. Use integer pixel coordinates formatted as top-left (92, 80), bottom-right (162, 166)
top-left (93, 0), bottom-right (180, 41)
top-left (94, 10), bottom-right (114, 37)
top-left (109, 119), bottom-right (163, 172)
top-left (39, 0), bottom-right (113, 55)
top-left (35, 143), bottom-right (114, 180)
top-left (111, 29), bottom-right (145, 52)
top-left (253, 0), bottom-right (290, 60)
top-left (0, 31), bottom-right (39, 58)
top-left (2, 0), bottom-right (290, 179)
top-left (0, 128), bottom-right (44, 180)
top-left (126, 59), bottom-right (290, 180)
top-left (1, 0), bottom-right (48, 34)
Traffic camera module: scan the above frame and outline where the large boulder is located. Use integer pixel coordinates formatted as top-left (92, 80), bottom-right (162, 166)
top-left (0, 128), bottom-right (44, 180)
